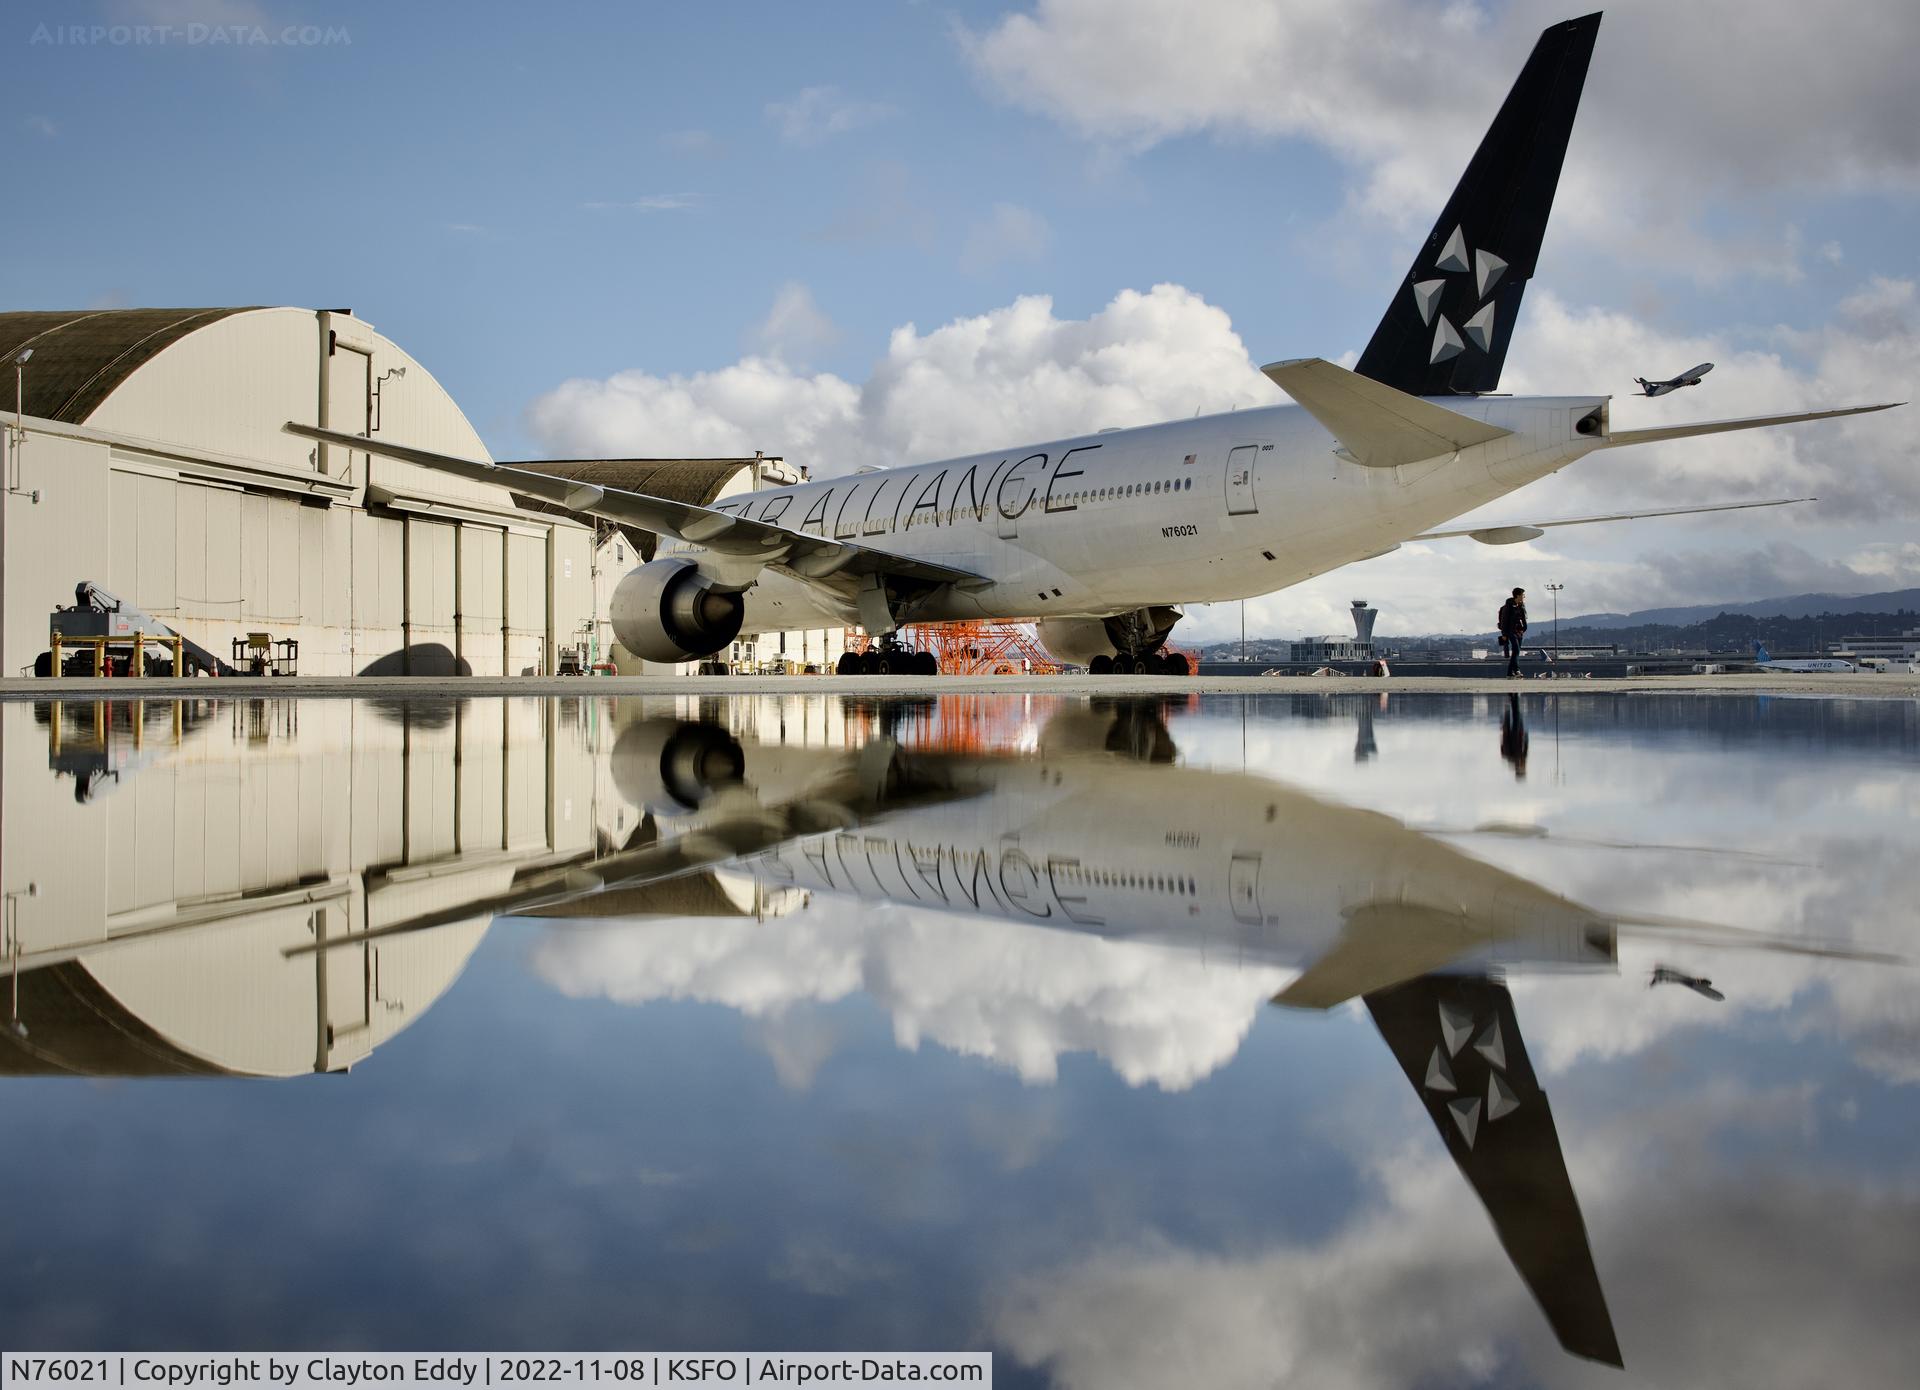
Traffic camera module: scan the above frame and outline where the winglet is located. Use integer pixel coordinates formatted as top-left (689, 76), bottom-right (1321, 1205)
top-left (1262, 358), bottom-right (1512, 468)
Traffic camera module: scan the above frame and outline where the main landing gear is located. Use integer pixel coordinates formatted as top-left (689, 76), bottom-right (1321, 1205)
top-left (837, 644), bottom-right (939, 676)
top-left (1088, 650), bottom-right (1190, 676)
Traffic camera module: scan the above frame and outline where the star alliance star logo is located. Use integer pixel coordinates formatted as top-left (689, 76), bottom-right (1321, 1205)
top-left (1412, 225), bottom-right (1507, 366)
top-left (1422, 992), bottom-right (1522, 1149)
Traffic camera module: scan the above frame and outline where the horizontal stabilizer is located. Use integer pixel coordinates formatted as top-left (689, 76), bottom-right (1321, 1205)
top-left (1414, 496), bottom-right (1816, 544)
top-left (1262, 358), bottom-right (1512, 469)
top-left (1606, 402), bottom-right (1898, 448)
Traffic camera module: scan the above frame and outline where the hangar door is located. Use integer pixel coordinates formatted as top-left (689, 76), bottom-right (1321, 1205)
top-left (457, 524), bottom-right (506, 676)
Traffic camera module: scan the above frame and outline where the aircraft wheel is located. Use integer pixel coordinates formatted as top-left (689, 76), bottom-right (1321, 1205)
top-left (915, 651), bottom-right (939, 676)
top-left (837, 652), bottom-right (862, 676)
top-left (1089, 654), bottom-right (1113, 675)
top-left (1160, 651), bottom-right (1190, 676)
top-left (861, 650), bottom-right (884, 675)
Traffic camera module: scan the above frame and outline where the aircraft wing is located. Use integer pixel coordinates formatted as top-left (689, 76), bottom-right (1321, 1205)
top-left (1261, 358), bottom-right (1513, 468)
top-left (1412, 496), bottom-right (1816, 545)
top-left (284, 423), bottom-right (988, 589)
top-left (1604, 401), bottom-right (1897, 448)
top-left (1365, 974), bottom-right (1623, 1367)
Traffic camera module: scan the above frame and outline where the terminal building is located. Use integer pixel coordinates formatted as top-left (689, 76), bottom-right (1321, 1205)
top-left (1830, 627), bottom-right (1920, 665)
top-left (0, 307), bottom-right (845, 678)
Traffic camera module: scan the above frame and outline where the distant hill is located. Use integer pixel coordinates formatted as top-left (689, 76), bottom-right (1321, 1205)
top-left (1197, 587), bottom-right (1920, 659)
top-left (1553, 589), bottom-right (1920, 631)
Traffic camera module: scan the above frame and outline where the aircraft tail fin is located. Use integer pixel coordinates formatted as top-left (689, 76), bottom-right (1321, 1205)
top-left (1755, 642), bottom-right (1772, 662)
top-left (1354, 13), bottom-right (1601, 396)
top-left (1366, 974), bottom-right (1623, 1367)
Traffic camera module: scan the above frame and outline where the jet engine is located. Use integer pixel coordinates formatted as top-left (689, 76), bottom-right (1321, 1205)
top-left (610, 559), bottom-right (746, 664)
top-left (610, 718), bottom-right (747, 813)
top-left (1037, 607), bottom-right (1184, 666)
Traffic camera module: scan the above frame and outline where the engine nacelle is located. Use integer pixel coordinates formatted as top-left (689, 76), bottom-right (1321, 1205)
top-left (1037, 607), bottom-right (1183, 665)
top-left (611, 559), bottom-right (747, 664)
top-left (610, 719), bottom-right (747, 812)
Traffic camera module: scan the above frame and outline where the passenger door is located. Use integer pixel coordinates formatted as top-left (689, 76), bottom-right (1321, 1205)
top-left (1225, 444), bottom-right (1260, 516)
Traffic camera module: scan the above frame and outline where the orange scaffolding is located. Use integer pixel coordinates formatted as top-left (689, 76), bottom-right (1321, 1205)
top-left (845, 621), bottom-right (1063, 675)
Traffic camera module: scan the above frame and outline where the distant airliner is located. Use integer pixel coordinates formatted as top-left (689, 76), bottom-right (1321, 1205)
top-left (1634, 363), bottom-right (1714, 396)
top-left (1753, 641), bottom-right (1856, 673)
top-left (291, 11), bottom-right (1898, 675)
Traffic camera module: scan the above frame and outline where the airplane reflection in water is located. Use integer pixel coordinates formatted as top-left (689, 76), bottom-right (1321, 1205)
top-left (2, 695), bottom-right (1898, 1370)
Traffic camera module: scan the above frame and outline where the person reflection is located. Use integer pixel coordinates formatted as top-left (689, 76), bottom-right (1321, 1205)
top-left (1500, 693), bottom-right (1529, 779)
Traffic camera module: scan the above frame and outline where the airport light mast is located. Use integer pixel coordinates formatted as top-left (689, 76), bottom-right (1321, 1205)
top-left (1546, 583), bottom-right (1565, 663)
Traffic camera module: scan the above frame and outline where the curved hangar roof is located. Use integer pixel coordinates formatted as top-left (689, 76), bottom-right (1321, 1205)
top-left (0, 307), bottom-right (261, 424)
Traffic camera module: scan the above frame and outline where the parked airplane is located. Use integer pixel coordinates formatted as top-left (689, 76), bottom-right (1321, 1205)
top-left (1753, 641), bottom-right (1856, 673)
top-left (289, 12), bottom-right (1897, 675)
top-left (1634, 363), bottom-right (1714, 397)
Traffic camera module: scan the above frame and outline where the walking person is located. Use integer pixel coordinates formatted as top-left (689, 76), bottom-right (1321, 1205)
top-left (1498, 587), bottom-right (1528, 678)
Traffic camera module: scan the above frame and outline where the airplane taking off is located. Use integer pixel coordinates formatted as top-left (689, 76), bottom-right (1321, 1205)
top-left (1635, 363), bottom-right (1714, 396)
top-left (1752, 641), bottom-right (1856, 673)
top-left (289, 12), bottom-right (1898, 675)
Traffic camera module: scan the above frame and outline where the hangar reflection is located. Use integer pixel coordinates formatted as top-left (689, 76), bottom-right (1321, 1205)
top-left (3, 696), bottom-right (612, 1076)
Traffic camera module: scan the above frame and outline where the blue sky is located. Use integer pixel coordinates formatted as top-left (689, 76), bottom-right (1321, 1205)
top-left (10, 0), bottom-right (1920, 636)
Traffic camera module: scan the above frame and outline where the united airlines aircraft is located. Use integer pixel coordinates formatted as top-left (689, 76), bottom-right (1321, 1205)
top-left (290, 12), bottom-right (1896, 674)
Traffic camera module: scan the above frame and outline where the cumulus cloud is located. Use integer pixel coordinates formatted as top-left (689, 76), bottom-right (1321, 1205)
top-left (531, 903), bottom-right (1290, 1092)
top-left (766, 86), bottom-right (896, 146)
top-left (960, 202), bottom-right (1052, 274)
top-left (525, 283), bottom-right (1271, 467)
top-left (958, 0), bottom-right (1920, 276)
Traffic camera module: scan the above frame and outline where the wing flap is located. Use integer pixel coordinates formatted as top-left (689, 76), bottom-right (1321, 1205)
top-left (1262, 358), bottom-right (1512, 468)
top-left (284, 422), bottom-right (986, 589)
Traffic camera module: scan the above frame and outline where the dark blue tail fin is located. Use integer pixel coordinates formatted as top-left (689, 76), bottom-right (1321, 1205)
top-left (1354, 13), bottom-right (1601, 396)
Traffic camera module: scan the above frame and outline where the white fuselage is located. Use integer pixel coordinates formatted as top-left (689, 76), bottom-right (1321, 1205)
top-left (664, 395), bottom-right (1609, 633)
top-left (1758, 659), bottom-right (1856, 673)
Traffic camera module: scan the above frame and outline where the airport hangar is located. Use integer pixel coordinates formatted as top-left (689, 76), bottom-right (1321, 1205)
top-left (0, 306), bottom-right (849, 678)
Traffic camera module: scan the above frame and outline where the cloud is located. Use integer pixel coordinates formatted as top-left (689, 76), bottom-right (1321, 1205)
top-left (960, 202), bottom-right (1052, 274)
top-left (748, 282), bottom-right (840, 366)
top-left (659, 128), bottom-right (726, 159)
top-left (25, 115), bottom-right (56, 138)
top-left (815, 160), bottom-right (941, 250)
top-left (991, 1077), bottom-right (1920, 1389)
top-left (525, 283), bottom-right (1271, 466)
top-left (958, 0), bottom-right (1920, 277)
top-left (531, 902), bottom-right (1289, 1092)
top-left (765, 85), bottom-right (896, 146)
top-left (580, 194), bottom-right (700, 212)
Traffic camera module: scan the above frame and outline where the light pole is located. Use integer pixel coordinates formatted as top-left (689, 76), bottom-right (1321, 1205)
top-left (1545, 582), bottom-right (1565, 665)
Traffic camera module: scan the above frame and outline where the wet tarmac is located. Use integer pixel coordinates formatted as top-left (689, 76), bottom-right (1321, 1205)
top-left (2, 690), bottom-right (1916, 1386)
